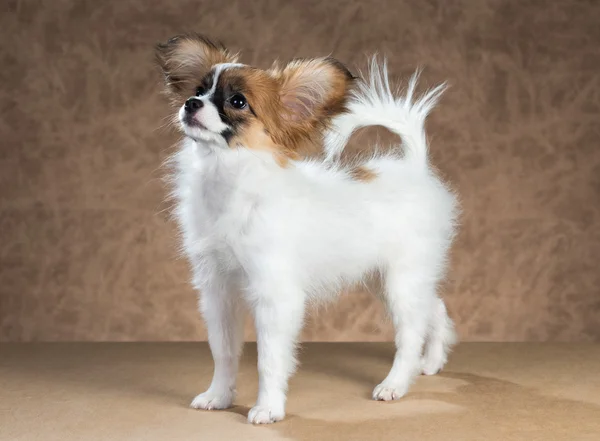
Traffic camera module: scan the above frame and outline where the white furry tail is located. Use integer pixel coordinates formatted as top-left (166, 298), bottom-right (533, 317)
top-left (324, 58), bottom-right (446, 167)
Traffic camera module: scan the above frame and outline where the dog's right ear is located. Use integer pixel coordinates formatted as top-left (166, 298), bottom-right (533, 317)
top-left (155, 34), bottom-right (238, 101)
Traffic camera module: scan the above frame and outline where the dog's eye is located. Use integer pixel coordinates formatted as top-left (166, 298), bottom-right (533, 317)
top-left (228, 93), bottom-right (247, 110)
top-left (195, 86), bottom-right (206, 96)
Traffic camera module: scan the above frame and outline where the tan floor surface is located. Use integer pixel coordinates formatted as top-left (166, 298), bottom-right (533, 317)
top-left (1, 343), bottom-right (599, 440)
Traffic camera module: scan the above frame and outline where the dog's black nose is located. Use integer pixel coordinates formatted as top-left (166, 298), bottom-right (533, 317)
top-left (184, 98), bottom-right (203, 113)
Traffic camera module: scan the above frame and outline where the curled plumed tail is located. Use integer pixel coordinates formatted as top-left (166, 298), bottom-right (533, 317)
top-left (324, 58), bottom-right (446, 167)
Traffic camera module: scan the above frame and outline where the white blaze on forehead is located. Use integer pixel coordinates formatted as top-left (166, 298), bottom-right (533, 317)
top-left (201, 62), bottom-right (246, 98)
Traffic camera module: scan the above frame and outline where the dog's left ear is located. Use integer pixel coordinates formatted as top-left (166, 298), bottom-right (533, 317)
top-left (274, 57), bottom-right (354, 126)
top-left (155, 33), bottom-right (238, 101)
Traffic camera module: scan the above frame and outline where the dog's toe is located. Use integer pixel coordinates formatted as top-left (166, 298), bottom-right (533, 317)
top-left (372, 383), bottom-right (408, 401)
top-left (190, 390), bottom-right (234, 410)
top-left (247, 405), bottom-right (285, 424)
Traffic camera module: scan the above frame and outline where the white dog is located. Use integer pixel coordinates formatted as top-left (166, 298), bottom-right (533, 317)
top-left (156, 34), bottom-right (458, 424)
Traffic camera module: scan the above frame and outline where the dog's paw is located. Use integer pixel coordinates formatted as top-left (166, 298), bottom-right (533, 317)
top-left (421, 352), bottom-right (447, 376)
top-left (247, 405), bottom-right (285, 424)
top-left (190, 390), bottom-right (234, 410)
top-left (372, 382), bottom-right (408, 401)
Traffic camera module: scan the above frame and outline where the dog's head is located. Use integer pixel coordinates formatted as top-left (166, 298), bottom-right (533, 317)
top-left (156, 34), bottom-right (354, 162)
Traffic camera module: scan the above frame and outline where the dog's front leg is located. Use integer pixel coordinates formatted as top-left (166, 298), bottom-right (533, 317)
top-left (191, 276), bottom-right (245, 411)
top-left (247, 281), bottom-right (306, 424)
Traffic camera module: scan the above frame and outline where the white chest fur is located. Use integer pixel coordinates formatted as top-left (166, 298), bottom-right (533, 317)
top-left (171, 139), bottom-right (274, 278)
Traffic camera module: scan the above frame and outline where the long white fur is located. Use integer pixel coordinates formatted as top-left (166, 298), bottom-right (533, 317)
top-left (324, 58), bottom-right (446, 165)
top-left (170, 60), bottom-right (459, 424)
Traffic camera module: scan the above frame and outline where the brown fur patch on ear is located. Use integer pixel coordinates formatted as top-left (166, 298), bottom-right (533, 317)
top-left (267, 57), bottom-right (354, 153)
top-left (275, 57), bottom-right (353, 123)
top-left (348, 166), bottom-right (378, 182)
top-left (155, 33), bottom-right (238, 104)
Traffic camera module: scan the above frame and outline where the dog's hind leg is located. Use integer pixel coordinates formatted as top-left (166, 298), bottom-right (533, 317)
top-left (421, 297), bottom-right (457, 375)
top-left (373, 265), bottom-right (436, 401)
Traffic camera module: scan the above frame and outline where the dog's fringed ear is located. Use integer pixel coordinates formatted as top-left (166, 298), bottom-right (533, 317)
top-left (155, 34), bottom-right (238, 101)
top-left (274, 57), bottom-right (354, 125)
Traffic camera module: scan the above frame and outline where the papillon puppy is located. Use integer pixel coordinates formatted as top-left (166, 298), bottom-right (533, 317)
top-left (156, 34), bottom-right (458, 425)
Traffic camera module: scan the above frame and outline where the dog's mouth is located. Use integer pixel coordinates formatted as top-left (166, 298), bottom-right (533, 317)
top-left (182, 114), bottom-right (207, 130)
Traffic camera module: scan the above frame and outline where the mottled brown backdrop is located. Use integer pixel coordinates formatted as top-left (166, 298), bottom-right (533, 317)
top-left (1, 0), bottom-right (599, 342)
